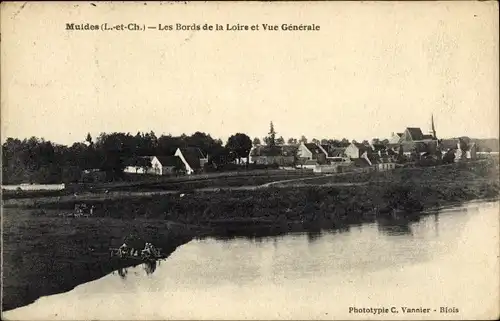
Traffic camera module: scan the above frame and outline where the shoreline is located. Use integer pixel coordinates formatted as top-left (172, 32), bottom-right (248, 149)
top-left (1, 215), bottom-right (198, 312)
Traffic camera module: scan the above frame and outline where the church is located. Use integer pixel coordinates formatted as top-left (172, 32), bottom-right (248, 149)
top-left (389, 114), bottom-right (438, 144)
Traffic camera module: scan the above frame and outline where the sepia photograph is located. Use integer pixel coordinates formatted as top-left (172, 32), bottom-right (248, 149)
top-left (1, 1), bottom-right (499, 320)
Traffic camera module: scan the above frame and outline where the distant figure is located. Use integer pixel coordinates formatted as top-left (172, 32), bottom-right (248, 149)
top-left (90, 205), bottom-right (95, 216)
top-left (105, 190), bottom-right (109, 194)
top-left (119, 243), bottom-right (129, 257)
top-left (180, 193), bottom-right (185, 198)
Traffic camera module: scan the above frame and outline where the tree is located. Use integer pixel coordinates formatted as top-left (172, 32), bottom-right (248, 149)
top-left (299, 135), bottom-right (308, 144)
top-left (85, 133), bottom-right (93, 146)
top-left (185, 131), bottom-right (219, 155)
top-left (442, 149), bottom-right (456, 164)
top-left (361, 140), bottom-right (370, 145)
top-left (265, 121), bottom-right (277, 147)
top-left (287, 145), bottom-right (299, 166)
top-left (320, 139), bottom-right (329, 145)
top-left (276, 136), bottom-right (285, 146)
top-left (371, 138), bottom-right (380, 145)
top-left (311, 138), bottom-right (319, 144)
top-left (156, 134), bottom-right (183, 156)
top-left (287, 138), bottom-right (298, 145)
top-left (95, 132), bottom-right (135, 179)
top-left (226, 133), bottom-right (252, 164)
top-left (208, 146), bottom-right (231, 169)
top-left (381, 139), bottom-right (390, 145)
top-left (252, 137), bottom-right (261, 146)
top-left (340, 138), bottom-right (350, 147)
top-left (331, 139), bottom-right (341, 147)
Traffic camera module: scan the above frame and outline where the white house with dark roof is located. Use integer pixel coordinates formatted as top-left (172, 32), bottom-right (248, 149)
top-left (174, 147), bottom-right (208, 175)
top-left (345, 142), bottom-right (371, 159)
top-left (389, 132), bottom-right (403, 144)
top-left (124, 156), bottom-right (185, 175)
top-left (151, 156), bottom-right (185, 175)
top-left (297, 142), bottom-right (327, 164)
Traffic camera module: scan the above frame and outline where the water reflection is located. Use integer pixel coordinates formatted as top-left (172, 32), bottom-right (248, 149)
top-left (143, 260), bottom-right (157, 275)
top-left (376, 217), bottom-right (414, 236)
top-left (306, 231), bottom-right (322, 243)
top-left (114, 260), bottom-right (159, 279)
top-left (117, 268), bottom-right (128, 279)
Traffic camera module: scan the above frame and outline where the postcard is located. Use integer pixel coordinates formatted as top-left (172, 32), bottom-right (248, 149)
top-left (1, 1), bottom-right (499, 320)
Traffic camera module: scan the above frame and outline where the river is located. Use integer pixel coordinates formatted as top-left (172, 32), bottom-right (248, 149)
top-left (4, 201), bottom-right (499, 320)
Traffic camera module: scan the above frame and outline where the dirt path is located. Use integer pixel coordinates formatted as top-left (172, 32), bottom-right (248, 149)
top-left (259, 174), bottom-right (336, 187)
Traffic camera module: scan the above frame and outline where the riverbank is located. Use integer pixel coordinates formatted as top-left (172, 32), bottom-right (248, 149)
top-left (15, 162), bottom-right (498, 225)
top-left (1, 210), bottom-right (202, 312)
top-left (2, 161), bottom-right (499, 312)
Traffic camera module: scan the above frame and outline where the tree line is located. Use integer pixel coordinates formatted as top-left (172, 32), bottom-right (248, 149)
top-left (1, 122), bottom-right (362, 184)
top-left (2, 131), bottom-right (224, 184)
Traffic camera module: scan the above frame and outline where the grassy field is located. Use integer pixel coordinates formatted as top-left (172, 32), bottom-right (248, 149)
top-left (2, 160), bottom-right (499, 312)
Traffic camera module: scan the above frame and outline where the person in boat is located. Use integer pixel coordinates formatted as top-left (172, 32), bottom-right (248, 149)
top-left (119, 243), bottom-right (129, 256)
top-left (142, 243), bottom-right (153, 258)
top-left (143, 243), bottom-right (160, 258)
top-left (124, 234), bottom-right (145, 256)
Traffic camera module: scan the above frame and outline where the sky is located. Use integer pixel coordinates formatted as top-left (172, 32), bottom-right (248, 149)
top-left (1, 1), bottom-right (499, 146)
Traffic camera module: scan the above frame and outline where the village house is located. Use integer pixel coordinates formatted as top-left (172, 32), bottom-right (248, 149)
top-left (151, 156), bottom-right (186, 175)
top-left (398, 127), bottom-right (436, 143)
top-left (389, 132), bottom-right (403, 144)
top-left (248, 145), bottom-right (295, 166)
top-left (369, 143), bottom-right (389, 158)
top-left (124, 156), bottom-right (155, 174)
top-left (319, 145), bottom-right (350, 162)
top-left (374, 162), bottom-right (397, 171)
top-left (344, 142), bottom-right (371, 159)
top-left (297, 142), bottom-right (327, 164)
top-left (351, 158), bottom-right (375, 173)
top-left (124, 156), bottom-right (186, 175)
top-left (390, 115), bottom-right (438, 144)
top-left (386, 116), bottom-right (441, 161)
top-left (174, 147), bottom-right (208, 175)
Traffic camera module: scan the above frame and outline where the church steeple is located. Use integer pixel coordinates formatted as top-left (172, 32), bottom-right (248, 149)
top-left (431, 114), bottom-right (437, 140)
